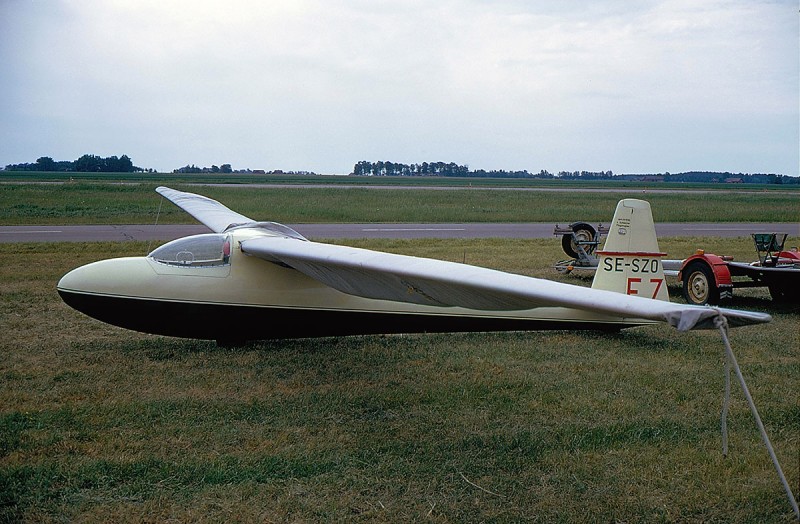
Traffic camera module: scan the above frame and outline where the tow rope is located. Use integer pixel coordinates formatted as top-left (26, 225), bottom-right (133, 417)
top-left (714, 312), bottom-right (799, 519)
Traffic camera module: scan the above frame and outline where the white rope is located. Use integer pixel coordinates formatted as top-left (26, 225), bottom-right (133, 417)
top-left (713, 312), bottom-right (799, 520)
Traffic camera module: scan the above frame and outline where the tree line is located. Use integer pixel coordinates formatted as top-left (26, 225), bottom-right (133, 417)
top-left (615, 171), bottom-right (797, 185)
top-left (4, 154), bottom-right (144, 173)
top-left (352, 161), bottom-right (798, 184)
top-left (173, 164), bottom-right (233, 174)
top-left (3, 155), bottom-right (797, 184)
top-left (353, 161), bottom-right (472, 177)
top-left (353, 161), bottom-right (632, 180)
top-left (3, 155), bottom-right (312, 175)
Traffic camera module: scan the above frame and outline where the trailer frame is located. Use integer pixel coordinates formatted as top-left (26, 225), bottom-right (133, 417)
top-left (678, 233), bottom-right (800, 305)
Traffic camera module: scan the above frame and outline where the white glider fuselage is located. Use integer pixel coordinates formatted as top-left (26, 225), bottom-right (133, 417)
top-left (57, 228), bottom-right (640, 343)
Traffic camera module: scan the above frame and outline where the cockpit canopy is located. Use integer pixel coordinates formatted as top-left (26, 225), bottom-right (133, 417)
top-left (149, 234), bottom-right (231, 267)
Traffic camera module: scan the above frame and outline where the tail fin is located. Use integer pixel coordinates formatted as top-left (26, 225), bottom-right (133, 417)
top-left (591, 199), bottom-right (669, 301)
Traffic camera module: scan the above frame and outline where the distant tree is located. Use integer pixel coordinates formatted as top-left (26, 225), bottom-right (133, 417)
top-left (221, 163), bottom-right (232, 173)
top-left (36, 156), bottom-right (56, 171)
top-left (117, 155), bottom-right (134, 172)
top-left (75, 154), bottom-right (103, 172)
top-left (173, 164), bottom-right (203, 173)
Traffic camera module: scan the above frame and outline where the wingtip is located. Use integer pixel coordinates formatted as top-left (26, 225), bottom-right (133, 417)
top-left (664, 306), bottom-right (772, 331)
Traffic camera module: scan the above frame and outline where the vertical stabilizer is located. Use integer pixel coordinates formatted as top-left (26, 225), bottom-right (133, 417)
top-left (591, 199), bottom-right (669, 301)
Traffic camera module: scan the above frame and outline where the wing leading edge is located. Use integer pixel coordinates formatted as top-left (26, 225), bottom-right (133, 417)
top-left (241, 236), bottom-right (771, 331)
top-left (156, 186), bottom-right (255, 233)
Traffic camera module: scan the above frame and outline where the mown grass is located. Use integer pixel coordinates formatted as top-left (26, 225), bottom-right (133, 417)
top-left (1, 237), bottom-right (798, 522)
top-left (0, 182), bottom-right (798, 224)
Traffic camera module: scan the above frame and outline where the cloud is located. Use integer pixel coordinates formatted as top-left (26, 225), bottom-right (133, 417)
top-left (1, 0), bottom-right (797, 174)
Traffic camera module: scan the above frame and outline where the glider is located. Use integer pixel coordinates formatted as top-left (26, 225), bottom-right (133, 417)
top-left (57, 186), bottom-right (770, 344)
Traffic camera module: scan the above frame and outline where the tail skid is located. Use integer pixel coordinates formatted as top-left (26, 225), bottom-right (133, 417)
top-left (591, 199), bottom-right (669, 301)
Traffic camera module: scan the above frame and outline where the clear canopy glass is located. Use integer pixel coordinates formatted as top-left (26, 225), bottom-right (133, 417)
top-left (149, 234), bottom-right (231, 267)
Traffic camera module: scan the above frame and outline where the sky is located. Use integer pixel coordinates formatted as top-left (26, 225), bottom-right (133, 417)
top-left (1, 0), bottom-right (798, 176)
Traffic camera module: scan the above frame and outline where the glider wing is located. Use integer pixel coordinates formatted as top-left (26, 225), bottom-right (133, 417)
top-left (156, 186), bottom-right (255, 233)
top-left (241, 236), bottom-right (771, 331)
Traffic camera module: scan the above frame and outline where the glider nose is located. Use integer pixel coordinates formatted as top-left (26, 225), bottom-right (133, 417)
top-left (58, 257), bottom-right (154, 294)
top-left (57, 257), bottom-right (156, 317)
top-left (57, 262), bottom-right (97, 295)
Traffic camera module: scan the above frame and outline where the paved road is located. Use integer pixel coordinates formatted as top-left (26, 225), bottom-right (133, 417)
top-left (1, 222), bottom-right (798, 243)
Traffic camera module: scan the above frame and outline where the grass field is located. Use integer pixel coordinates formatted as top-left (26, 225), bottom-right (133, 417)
top-left (1, 236), bottom-right (798, 522)
top-left (0, 182), bottom-right (799, 225)
top-left (3, 171), bottom-right (799, 190)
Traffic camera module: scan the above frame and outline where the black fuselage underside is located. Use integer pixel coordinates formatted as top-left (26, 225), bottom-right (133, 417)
top-left (59, 291), bottom-right (633, 342)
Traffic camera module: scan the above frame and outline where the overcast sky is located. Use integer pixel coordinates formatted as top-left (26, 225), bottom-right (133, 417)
top-left (1, 0), bottom-right (797, 175)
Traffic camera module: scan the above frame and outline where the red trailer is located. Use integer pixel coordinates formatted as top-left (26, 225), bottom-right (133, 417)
top-left (679, 233), bottom-right (800, 305)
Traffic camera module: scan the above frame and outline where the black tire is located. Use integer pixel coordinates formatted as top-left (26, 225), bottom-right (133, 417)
top-left (682, 261), bottom-right (720, 305)
top-left (561, 223), bottom-right (597, 259)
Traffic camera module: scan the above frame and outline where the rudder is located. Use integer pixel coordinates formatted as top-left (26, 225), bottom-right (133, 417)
top-left (591, 199), bottom-right (669, 301)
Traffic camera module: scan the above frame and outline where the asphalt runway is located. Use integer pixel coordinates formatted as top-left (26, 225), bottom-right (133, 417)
top-left (1, 222), bottom-right (798, 243)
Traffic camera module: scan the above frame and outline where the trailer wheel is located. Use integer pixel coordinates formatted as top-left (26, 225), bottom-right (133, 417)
top-left (682, 261), bottom-right (720, 305)
top-left (561, 223), bottom-right (597, 259)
